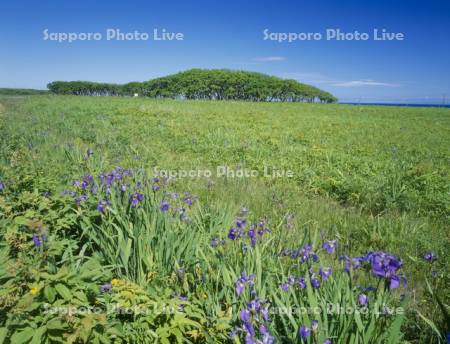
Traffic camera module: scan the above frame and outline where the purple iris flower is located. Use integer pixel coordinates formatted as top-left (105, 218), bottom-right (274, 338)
top-left (32, 234), bottom-right (42, 248)
top-left (299, 325), bottom-right (310, 339)
top-left (323, 240), bottom-right (337, 254)
top-left (389, 275), bottom-right (400, 289)
top-left (280, 283), bottom-right (290, 291)
top-left (260, 325), bottom-right (274, 344)
top-left (0, 181), bottom-right (5, 191)
top-left (319, 267), bottom-right (333, 281)
top-left (228, 227), bottom-right (242, 240)
top-left (244, 321), bottom-right (256, 338)
top-left (247, 225), bottom-right (257, 246)
top-left (260, 307), bottom-right (269, 322)
top-left (106, 174), bottom-right (115, 186)
top-left (160, 200), bottom-right (169, 212)
top-left (236, 218), bottom-right (247, 228)
top-left (75, 194), bottom-right (88, 205)
top-left (423, 251), bottom-right (437, 262)
top-left (367, 252), bottom-right (402, 278)
top-left (311, 320), bottom-right (318, 332)
top-left (358, 294), bottom-right (368, 306)
top-left (324, 339), bottom-right (332, 344)
top-left (240, 309), bottom-right (252, 323)
top-left (298, 277), bottom-right (306, 289)
top-left (81, 175), bottom-right (93, 190)
top-left (247, 299), bottom-right (262, 313)
top-left (97, 200), bottom-right (109, 214)
top-left (183, 192), bottom-right (195, 205)
top-left (130, 192), bottom-right (144, 208)
top-left (235, 272), bottom-right (255, 296)
top-left (311, 276), bottom-right (321, 289)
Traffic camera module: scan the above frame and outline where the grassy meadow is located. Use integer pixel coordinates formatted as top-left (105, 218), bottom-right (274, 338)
top-left (0, 95), bottom-right (448, 343)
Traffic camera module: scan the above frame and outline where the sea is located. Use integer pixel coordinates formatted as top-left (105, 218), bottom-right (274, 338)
top-left (340, 102), bottom-right (450, 108)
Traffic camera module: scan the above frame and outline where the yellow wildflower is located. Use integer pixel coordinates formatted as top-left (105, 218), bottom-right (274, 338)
top-left (30, 287), bottom-right (38, 295)
top-left (111, 278), bottom-right (120, 286)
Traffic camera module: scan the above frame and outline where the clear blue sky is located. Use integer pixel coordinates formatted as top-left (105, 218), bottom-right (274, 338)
top-left (1, 0), bottom-right (449, 103)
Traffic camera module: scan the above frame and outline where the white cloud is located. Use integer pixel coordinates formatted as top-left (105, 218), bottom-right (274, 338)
top-left (333, 79), bottom-right (400, 87)
top-left (253, 56), bottom-right (286, 62)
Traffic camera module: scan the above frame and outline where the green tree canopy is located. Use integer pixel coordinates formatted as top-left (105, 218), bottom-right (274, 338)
top-left (47, 69), bottom-right (337, 103)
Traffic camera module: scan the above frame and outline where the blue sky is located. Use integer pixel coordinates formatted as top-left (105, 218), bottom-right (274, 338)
top-left (1, 0), bottom-right (449, 103)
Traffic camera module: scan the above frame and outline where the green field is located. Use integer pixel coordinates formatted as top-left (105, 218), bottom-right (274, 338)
top-left (0, 96), bottom-right (448, 343)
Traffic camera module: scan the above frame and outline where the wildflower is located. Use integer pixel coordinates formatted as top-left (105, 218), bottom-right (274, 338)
top-left (311, 276), bottom-right (321, 289)
top-left (237, 298), bottom-right (272, 344)
top-left (324, 339), bottom-right (332, 344)
top-left (81, 175), bottom-right (94, 190)
top-left (298, 277), bottom-right (306, 289)
top-left (323, 240), bottom-right (337, 254)
top-left (299, 325), bottom-right (310, 339)
top-left (319, 267), bottom-right (333, 281)
top-left (358, 294), bottom-right (368, 306)
top-left (248, 225), bottom-right (257, 246)
top-left (423, 251), bottom-right (437, 262)
top-left (367, 252), bottom-right (402, 279)
top-left (160, 200), bottom-right (170, 212)
top-left (228, 227), bottom-right (241, 240)
top-left (106, 173), bottom-right (115, 186)
top-left (30, 287), bottom-right (39, 295)
top-left (111, 278), bottom-right (120, 286)
top-left (183, 192), bottom-right (195, 205)
top-left (260, 324), bottom-right (274, 344)
top-left (235, 272), bottom-right (255, 296)
top-left (389, 275), bottom-right (400, 289)
top-left (130, 192), bottom-right (144, 208)
top-left (298, 244), bottom-right (317, 263)
top-left (97, 200), bottom-right (109, 214)
top-left (75, 194), bottom-right (88, 205)
top-left (240, 309), bottom-right (251, 323)
top-left (280, 283), bottom-right (290, 292)
top-left (0, 181), bottom-right (5, 191)
top-left (311, 320), bottom-right (319, 332)
top-left (260, 307), bottom-right (269, 322)
top-left (236, 218), bottom-right (247, 228)
top-left (100, 283), bottom-right (112, 293)
top-left (32, 234), bottom-right (42, 248)
top-left (366, 251), bottom-right (403, 289)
